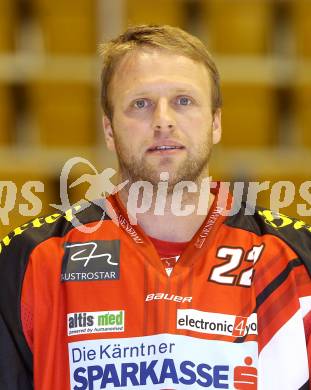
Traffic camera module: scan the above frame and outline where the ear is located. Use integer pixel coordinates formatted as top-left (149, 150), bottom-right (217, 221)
top-left (212, 108), bottom-right (222, 145)
top-left (103, 115), bottom-right (116, 152)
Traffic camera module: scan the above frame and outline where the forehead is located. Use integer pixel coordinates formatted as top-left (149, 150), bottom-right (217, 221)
top-left (109, 49), bottom-right (211, 96)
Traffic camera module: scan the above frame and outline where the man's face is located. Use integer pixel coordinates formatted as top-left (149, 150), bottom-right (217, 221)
top-left (103, 49), bottom-right (221, 189)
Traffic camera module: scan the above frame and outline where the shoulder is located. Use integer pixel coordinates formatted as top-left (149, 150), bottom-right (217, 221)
top-left (0, 200), bottom-right (113, 316)
top-left (225, 203), bottom-right (311, 275)
top-left (0, 200), bottom-right (111, 269)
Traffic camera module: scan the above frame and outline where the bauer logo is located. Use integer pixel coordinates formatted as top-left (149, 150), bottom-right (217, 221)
top-left (61, 240), bottom-right (120, 282)
top-left (177, 309), bottom-right (257, 337)
top-left (67, 311), bottom-right (125, 336)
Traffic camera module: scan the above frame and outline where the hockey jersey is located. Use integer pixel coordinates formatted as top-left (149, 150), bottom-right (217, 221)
top-left (0, 190), bottom-right (311, 390)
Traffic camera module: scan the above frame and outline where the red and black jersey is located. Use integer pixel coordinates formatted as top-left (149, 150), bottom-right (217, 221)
top-left (0, 190), bottom-right (311, 389)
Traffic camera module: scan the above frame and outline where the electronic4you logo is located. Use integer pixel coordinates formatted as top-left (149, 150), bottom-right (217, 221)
top-left (177, 309), bottom-right (257, 338)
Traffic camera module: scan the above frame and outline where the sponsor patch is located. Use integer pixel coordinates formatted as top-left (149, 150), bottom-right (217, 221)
top-left (67, 311), bottom-right (125, 336)
top-left (145, 293), bottom-right (192, 303)
top-left (177, 309), bottom-right (257, 337)
top-left (61, 240), bottom-right (120, 282)
top-left (68, 334), bottom-right (258, 389)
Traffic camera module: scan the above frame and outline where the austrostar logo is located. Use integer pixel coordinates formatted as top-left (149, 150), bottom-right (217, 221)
top-left (61, 240), bottom-right (120, 282)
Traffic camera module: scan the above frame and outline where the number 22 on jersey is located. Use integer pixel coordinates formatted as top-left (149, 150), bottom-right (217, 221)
top-left (209, 245), bottom-right (265, 287)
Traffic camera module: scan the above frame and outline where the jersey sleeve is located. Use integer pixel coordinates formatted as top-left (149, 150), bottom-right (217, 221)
top-left (0, 233), bottom-right (33, 389)
top-left (258, 210), bottom-right (311, 388)
top-left (297, 266), bottom-right (311, 388)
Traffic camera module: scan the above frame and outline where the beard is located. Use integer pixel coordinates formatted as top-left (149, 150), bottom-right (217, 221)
top-left (113, 129), bottom-right (213, 193)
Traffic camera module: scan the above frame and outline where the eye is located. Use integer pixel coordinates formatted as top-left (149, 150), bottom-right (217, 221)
top-left (133, 99), bottom-right (150, 109)
top-left (176, 96), bottom-right (192, 106)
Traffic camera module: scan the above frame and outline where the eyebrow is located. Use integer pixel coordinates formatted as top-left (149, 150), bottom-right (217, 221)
top-left (126, 86), bottom-right (201, 99)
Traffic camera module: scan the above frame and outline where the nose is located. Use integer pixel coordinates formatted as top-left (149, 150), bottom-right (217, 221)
top-left (151, 99), bottom-right (176, 132)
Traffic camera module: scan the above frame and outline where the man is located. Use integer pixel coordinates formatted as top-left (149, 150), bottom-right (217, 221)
top-left (0, 25), bottom-right (310, 389)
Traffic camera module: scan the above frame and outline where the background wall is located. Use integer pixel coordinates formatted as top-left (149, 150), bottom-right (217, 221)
top-left (0, 0), bottom-right (310, 237)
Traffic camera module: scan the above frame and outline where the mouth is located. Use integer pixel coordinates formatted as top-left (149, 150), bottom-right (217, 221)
top-left (146, 144), bottom-right (185, 154)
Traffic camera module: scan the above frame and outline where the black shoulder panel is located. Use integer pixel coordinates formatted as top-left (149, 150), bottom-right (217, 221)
top-left (225, 202), bottom-right (311, 276)
top-left (0, 200), bottom-right (111, 389)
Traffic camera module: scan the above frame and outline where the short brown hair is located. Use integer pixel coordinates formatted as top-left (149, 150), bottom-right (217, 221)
top-left (99, 24), bottom-right (222, 119)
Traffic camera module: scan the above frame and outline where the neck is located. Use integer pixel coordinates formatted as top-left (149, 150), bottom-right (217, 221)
top-left (116, 173), bottom-right (214, 242)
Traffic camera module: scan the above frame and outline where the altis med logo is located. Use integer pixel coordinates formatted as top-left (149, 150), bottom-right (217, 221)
top-left (68, 334), bottom-right (258, 389)
top-left (67, 311), bottom-right (125, 336)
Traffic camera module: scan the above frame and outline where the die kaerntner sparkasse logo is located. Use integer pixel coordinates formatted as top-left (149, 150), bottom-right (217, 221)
top-left (68, 334), bottom-right (258, 388)
top-left (1, 156), bottom-right (311, 233)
